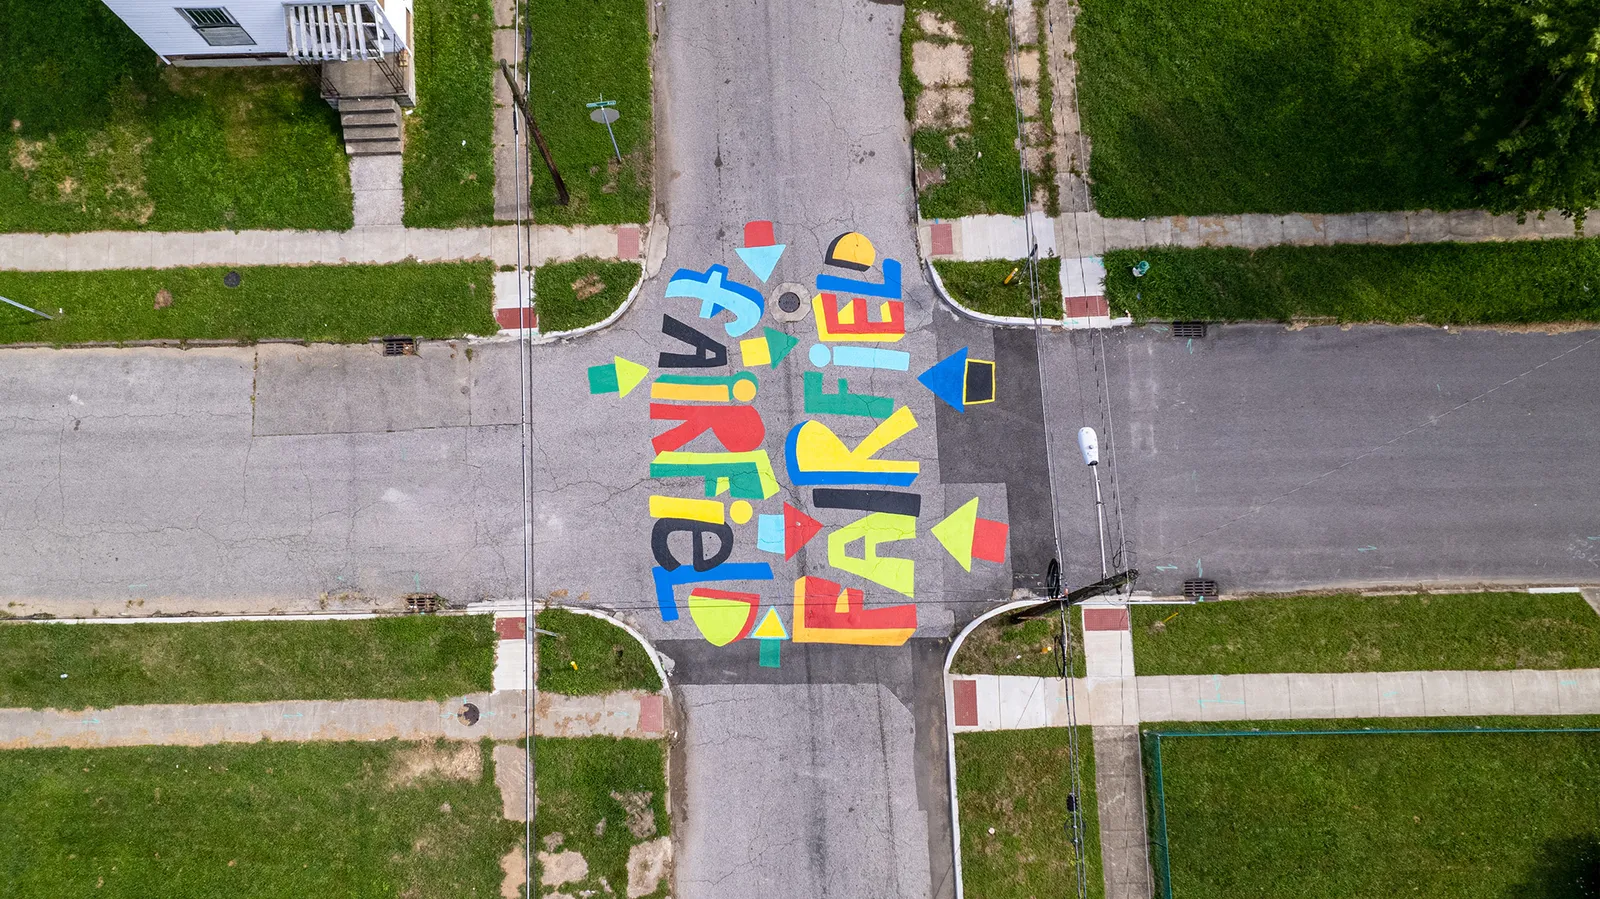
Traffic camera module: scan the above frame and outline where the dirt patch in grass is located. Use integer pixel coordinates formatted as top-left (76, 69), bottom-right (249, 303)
top-left (539, 849), bottom-right (589, 887)
top-left (498, 844), bottom-right (527, 899)
top-left (610, 790), bottom-right (658, 839)
top-left (388, 740), bottom-right (482, 789)
top-left (572, 272), bottom-right (606, 300)
top-left (626, 837), bottom-right (672, 898)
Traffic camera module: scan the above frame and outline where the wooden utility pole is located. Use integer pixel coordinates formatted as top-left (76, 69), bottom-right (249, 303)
top-left (500, 60), bottom-right (569, 206)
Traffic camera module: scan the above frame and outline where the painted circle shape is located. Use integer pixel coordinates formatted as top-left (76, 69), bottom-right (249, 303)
top-left (729, 500), bottom-right (753, 524)
top-left (732, 378), bottom-right (758, 402)
top-left (808, 343), bottom-right (831, 367)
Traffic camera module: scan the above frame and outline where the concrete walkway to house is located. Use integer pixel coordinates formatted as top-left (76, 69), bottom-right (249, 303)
top-left (0, 688), bottom-right (665, 750)
top-left (0, 223), bottom-right (643, 272)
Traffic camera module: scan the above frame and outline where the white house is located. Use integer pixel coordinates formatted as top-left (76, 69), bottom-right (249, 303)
top-left (98, 1), bottom-right (416, 154)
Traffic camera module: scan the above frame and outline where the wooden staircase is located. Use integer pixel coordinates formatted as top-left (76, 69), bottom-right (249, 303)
top-left (338, 98), bottom-right (402, 156)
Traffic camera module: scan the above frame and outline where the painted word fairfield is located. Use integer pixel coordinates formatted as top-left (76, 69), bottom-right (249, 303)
top-left (588, 223), bottom-right (1007, 666)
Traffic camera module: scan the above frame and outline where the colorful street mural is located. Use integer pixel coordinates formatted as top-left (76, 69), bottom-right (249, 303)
top-left (587, 224), bottom-right (1008, 665)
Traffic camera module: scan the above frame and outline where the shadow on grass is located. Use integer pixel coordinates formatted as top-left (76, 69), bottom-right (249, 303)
top-left (1508, 836), bottom-right (1600, 899)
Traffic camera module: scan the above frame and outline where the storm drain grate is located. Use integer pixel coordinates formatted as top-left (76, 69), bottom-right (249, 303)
top-left (383, 336), bottom-right (416, 357)
top-left (1183, 579), bottom-right (1218, 600)
top-left (404, 593), bottom-right (442, 613)
top-left (1172, 321), bottom-right (1207, 339)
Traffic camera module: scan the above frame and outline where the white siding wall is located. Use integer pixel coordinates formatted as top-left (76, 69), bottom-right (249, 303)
top-left (99, 0), bottom-right (292, 56)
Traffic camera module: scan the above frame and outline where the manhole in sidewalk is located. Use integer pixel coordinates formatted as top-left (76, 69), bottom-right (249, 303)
top-left (222, 271), bottom-right (242, 288)
top-left (458, 702), bottom-right (480, 726)
top-left (384, 336), bottom-right (417, 357)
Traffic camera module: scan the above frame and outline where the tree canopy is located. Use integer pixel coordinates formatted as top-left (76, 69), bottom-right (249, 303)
top-left (1423, 0), bottom-right (1600, 227)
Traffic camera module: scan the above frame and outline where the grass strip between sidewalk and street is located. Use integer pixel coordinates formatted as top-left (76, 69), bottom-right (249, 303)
top-left (936, 258), bottom-right (1063, 319)
top-left (0, 0), bottom-right (353, 233)
top-left (523, 0), bottom-right (653, 225)
top-left (1131, 591), bottom-right (1600, 676)
top-left (957, 727), bottom-right (1104, 899)
top-left (403, 0), bottom-right (497, 228)
top-left (1103, 240), bottom-right (1600, 324)
top-left (1143, 718), bottom-right (1600, 899)
top-left (533, 736), bottom-right (670, 898)
top-left (1075, 0), bottom-right (1472, 217)
top-left (536, 609), bottom-right (662, 695)
top-left (951, 613), bottom-right (1087, 678)
top-left (0, 739), bottom-right (520, 898)
top-left (0, 616), bottom-right (495, 709)
top-left (0, 261), bottom-right (497, 345)
top-left (534, 258), bottom-right (642, 333)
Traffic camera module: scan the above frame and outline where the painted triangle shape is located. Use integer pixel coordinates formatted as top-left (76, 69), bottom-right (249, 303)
top-left (783, 502), bottom-right (824, 561)
top-left (752, 606), bottom-right (789, 640)
top-left (763, 327), bottom-right (799, 368)
top-left (735, 243), bottom-right (786, 283)
top-left (918, 346), bottom-right (969, 412)
top-left (613, 356), bottom-right (649, 397)
top-left (931, 497), bottom-right (980, 571)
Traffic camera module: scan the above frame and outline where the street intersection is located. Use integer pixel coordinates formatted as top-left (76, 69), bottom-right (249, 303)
top-left (1, 1), bottom-right (1598, 898)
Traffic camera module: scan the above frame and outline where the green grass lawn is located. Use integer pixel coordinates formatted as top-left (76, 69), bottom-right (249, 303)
top-left (0, 616), bottom-right (495, 709)
top-left (535, 258), bottom-right (641, 333)
top-left (951, 613), bottom-right (1086, 678)
top-left (1103, 240), bottom-right (1600, 324)
top-left (0, 739), bottom-right (520, 898)
top-left (904, 0), bottom-right (1030, 218)
top-left (1075, 0), bottom-right (1474, 217)
top-left (0, 261), bottom-right (496, 345)
top-left (1131, 592), bottom-right (1600, 676)
top-left (0, 0), bottom-right (352, 232)
top-left (957, 728), bottom-right (1103, 899)
top-left (534, 736), bottom-right (670, 898)
top-left (536, 608), bottom-right (662, 695)
top-left (403, 0), bottom-right (497, 228)
top-left (936, 258), bottom-right (1063, 318)
top-left (1145, 720), bottom-right (1600, 898)
top-left (523, 0), bottom-right (652, 225)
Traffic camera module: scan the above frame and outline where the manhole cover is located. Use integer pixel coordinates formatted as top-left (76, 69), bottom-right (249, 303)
top-left (771, 281), bottom-right (810, 323)
top-left (1183, 578), bottom-right (1219, 599)
top-left (222, 271), bottom-right (242, 289)
top-left (458, 702), bottom-right (480, 726)
top-left (1172, 321), bottom-right (1207, 339)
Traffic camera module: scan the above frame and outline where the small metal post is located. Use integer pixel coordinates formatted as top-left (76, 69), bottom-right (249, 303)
top-left (0, 296), bottom-right (54, 320)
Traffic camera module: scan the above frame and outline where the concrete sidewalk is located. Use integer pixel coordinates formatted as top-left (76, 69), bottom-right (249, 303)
top-left (0, 689), bottom-right (665, 750)
top-left (0, 223), bottom-right (642, 272)
top-left (949, 668), bottom-right (1600, 730)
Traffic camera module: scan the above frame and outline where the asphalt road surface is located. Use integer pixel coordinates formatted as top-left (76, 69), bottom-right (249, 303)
top-left (1044, 324), bottom-right (1600, 596)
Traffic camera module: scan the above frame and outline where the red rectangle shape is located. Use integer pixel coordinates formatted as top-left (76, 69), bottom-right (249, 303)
top-left (1083, 608), bottom-right (1130, 631)
top-left (637, 694), bottom-right (664, 735)
top-left (494, 617), bottom-right (526, 639)
top-left (931, 222), bottom-right (954, 257)
top-left (953, 679), bottom-right (978, 726)
top-left (1087, 295), bottom-right (1109, 316)
top-left (617, 225), bottom-right (641, 259)
top-left (496, 307), bottom-right (536, 330)
top-left (971, 518), bottom-right (1009, 564)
